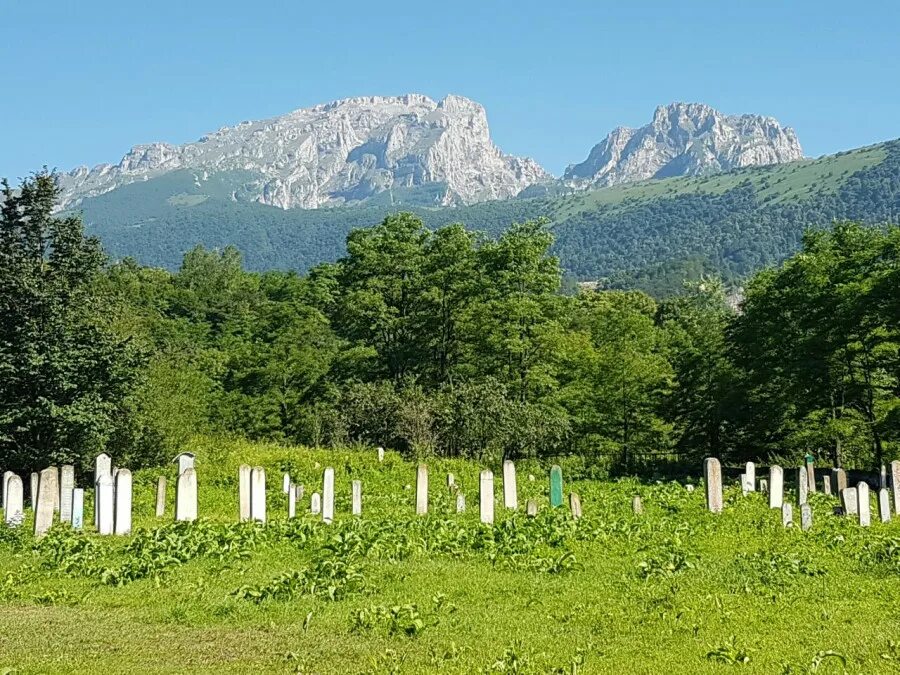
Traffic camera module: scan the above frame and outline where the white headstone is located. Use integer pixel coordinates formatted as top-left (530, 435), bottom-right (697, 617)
top-left (283, 472), bottom-right (291, 494)
top-left (114, 469), bottom-right (133, 535)
top-left (288, 483), bottom-right (297, 519)
top-left (322, 467), bottom-right (335, 524)
top-left (352, 480), bottom-right (362, 516)
top-left (781, 502), bottom-right (793, 527)
top-left (569, 493), bottom-right (583, 519)
top-left (502, 460), bottom-right (518, 510)
top-left (415, 464), bottom-right (428, 516)
top-left (769, 466), bottom-right (784, 509)
top-left (744, 462), bottom-right (756, 492)
top-left (479, 470), bottom-right (494, 524)
top-left (2, 470), bottom-right (12, 509)
top-left (760, 478), bottom-right (768, 494)
top-left (891, 461), bottom-right (900, 516)
top-left (632, 495), bottom-right (643, 515)
top-left (238, 464), bottom-right (251, 521)
top-left (48, 466), bottom-right (60, 513)
top-left (34, 468), bottom-right (58, 537)
top-left (295, 484), bottom-right (304, 502)
top-left (174, 452), bottom-right (195, 476)
top-left (797, 466), bottom-right (809, 505)
top-left (456, 492), bottom-right (465, 513)
top-left (878, 488), bottom-right (891, 523)
top-left (739, 473), bottom-right (749, 496)
top-left (310, 492), bottom-right (321, 514)
top-left (800, 503), bottom-right (812, 531)
top-left (175, 467), bottom-right (198, 522)
top-left (841, 487), bottom-right (858, 516)
top-left (4, 475), bottom-right (23, 527)
top-left (30, 472), bottom-right (38, 507)
top-left (447, 473), bottom-right (455, 489)
top-left (250, 467), bottom-right (266, 523)
top-left (94, 453), bottom-right (112, 527)
top-left (59, 465), bottom-right (75, 524)
top-left (857, 481), bottom-right (871, 527)
top-left (155, 476), bottom-right (166, 517)
top-left (71, 488), bottom-right (84, 529)
top-left (704, 458), bottom-right (723, 513)
top-left (96, 473), bottom-right (114, 535)
top-left (377, 446), bottom-right (385, 463)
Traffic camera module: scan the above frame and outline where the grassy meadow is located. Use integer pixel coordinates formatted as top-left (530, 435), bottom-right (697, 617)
top-left (1, 439), bottom-right (899, 674)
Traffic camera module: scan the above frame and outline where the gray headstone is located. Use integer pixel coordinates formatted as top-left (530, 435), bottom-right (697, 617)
top-left (878, 488), bottom-right (891, 523)
top-left (288, 483), bottom-right (297, 519)
top-left (322, 467), bottom-right (335, 524)
top-left (415, 464), bottom-right (428, 515)
top-left (891, 461), bottom-right (900, 516)
top-left (1, 470), bottom-right (12, 509)
top-left (4, 475), bottom-right (23, 527)
top-left (249, 466), bottom-right (266, 523)
top-left (238, 464), bottom-right (251, 521)
top-left (834, 468), bottom-right (848, 493)
top-left (456, 492), bottom-right (465, 513)
top-left (782, 502), bottom-right (793, 527)
top-left (479, 470), bottom-right (494, 524)
top-left (739, 473), bottom-right (747, 494)
top-left (114, 469), bottom-right (133, 535)
top-left (806, 459), bottom-right (816, 494)
top-left (30, 472), bottom-right (38, 507)
top-left (526, 498), bottom-right (538, 517)
top-left (704, 458), bottom-right (723, 513)
top-left (282, 472), bottom-right (291, 494)
top-left (295, 484), bottom-right (304, 502)
top-left (769, 465), bottom-right (784, 509)
top-left (550, 465), bottom-right (563, 508)
top-left (502, 460), bottom-right (517, 510)
top-left (94, 453), bottom-right (112, 527)
top-left (155, 476), bottom-right (166, 517)
top-left (71, 488), bottom-right (84, 530)
top-left (857, 481), bottom-right (871, 527)
top-left (59, 465), bottom-right (75, 524)
top-left (744, 462), bottom-right (756, 492)
top-left (310, 492), bottom-right (321, 514)
top-left (377, 446), bottom-right (384, 463)
top-left (34, 468), bottom-right (58, 537)
top-left (175, 467), bottom-right (198, 522)
top-left (569, 493), bottom-right (582, 520)
top-left (446, 473), bottom-right (455, 489)
top-left (173, 452), bottom-right (195, 476)
top-left (822, 474), bottom-right (832, 496)
top-left (797, 466), bottom-right (809, 505)
top-left (48, 466), bottom-right (60, 513)
top-left (840, 487), bottom-right (858, 516)
top-left (632, 495), bottom-right (643, 515)
top-left (352, 480), bottom-right (362, 516)
top-left (800, 503), bottom-right (812, 531)
top-left (96, 473), bottom-right (114, 535)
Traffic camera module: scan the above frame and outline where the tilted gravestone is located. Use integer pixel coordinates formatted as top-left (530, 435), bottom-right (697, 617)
top-left (250, 467), bottom-right (266, 523)
top-left (744, 462), bottom-right (756, 492)
top-left (352, 480), bottom-right (362, 516)
top-left (526, 498), bottom-right (538, 517)
top-left (800, 503), bottom-right (813, 531)
top-left (155, 476), bottom-right (166, 517)
top-left (34, 468), bottom-right (59, 537)
top-left (456, 492), bottom-right (465, 513)
top-left (891, 461), bottom-right (900, 517)
top-left (632, 496), bottom-right (643, 515)
top-left (4, 475), bottom-right (23, 527)
top-left (322, 467), bottom-right (335, 524)
top-left (797, 466), bottom-right (809, 505)
top-left (71, 488), bottom-right (84, 530)
top-left (59, 465), bottom-right (75, 524)
top-left (480, 470), bottom-right (495, 524)
top-left (840, 487), bottom-right (858, 516)
top-left (96, 473), bottom-right (114, 535)
top-left (769, 466), bottom-right (784, 509)
top-left (878, 488), bottom-right (891, 523)
top-left (782, 502), bottom-right (793, 528)
top-left (114, 469), bottom-right (133, 535)
top-left (857, 482), bottom-right (871, 527)
top-left (310, 492), bottom-right (321, 515)
top-left (175, 467), bottom-right (198, 522)
top-left (416, 464), bottom-right (428, 516)
top-left (569, 493), bottom-right (583, 520)
top-left (502, 460), bottom-right (518, 510)
top-left (238, 464), bottom-right (251, 522)
top-left (704, 458), bottom-right (723, 513)
top-left (549, 465), bottom-right (563, 508)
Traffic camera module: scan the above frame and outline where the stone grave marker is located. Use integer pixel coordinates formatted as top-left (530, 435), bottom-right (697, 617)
top-left (745, 462), bottom-right (756, 492)
top-left (283, 473), bottom-right (291, 494)
top-left (94, 453), bottom-right (112, 527)
top-left (4, 475), bottom-right (23, 527)
top-left (239, 464), bottom-right (251, 521)
top-left (502, 460), bottom-right (518, 510)
top-left (891, 461), bottom-right (900, 516)
top-left (173, 452), bottom-right (195, 476)
top-left (858, 482), bottom-right (871, 527)
top-left (175, 467), bottom-right (198, 522)
top-left (632, 495), bottom-right (643, 515)
top-left (822, 474), bottom-right (832, 496)
top-left (48, 466), bottom-right (60, 513)
top-left (834, 468), bottom-right (848, 493)
top-left (250, 467), bottom-right (266, 523)
top-left (456, 492), bottom-right (465, 513)
top-left (569, 493), bottom-right (583, 519)
top-left (704, 458), bottom-right (723, 513)
top-left (880, 464), bottom-right (888, 489)
top-left (416, 464), bottom-right (428, 515)
top-left (59, 465), bottom-right (75, 524)
top-left (840, 487), bottom-right (858, 516)
top-left (1, 471), bottom-right (12, 509)
top-left (550, 465), bottom-right (563, 508)
top-left (480, 470), bottom-right (494, 524)
top-left (30, 473), bottom-right (38, 507)
top-left (800, 503), bottom-right (813, 531)
top-left (447, 473), bottom-right (455, 489)
top-left (377, 447), bottom-right (384, 463)
top-left (114, 469), bottom-right (133, 535)
top-left (310, 492), bottom-right (321, 514)
top-left (322, 467), bottom-right (335, 524)
top-left (288, 483), bottom-right (297, 519)
top-left (71, 488), bottom-right (84, 530)
top-left (769, 466), bottom-right (784, 509)
top-left (352, 480), bottom-right (362, 516)
top-left (878, 488), bottom-right (891, 523)
top-left (760, 478), bottom-right (768, 494)
top-left (34, 468), bottom-right (59, 537)
top-left (96, 473), bottom-right (114, 535)
top-left (782, 502), bottom-right (793, 527)
top-left (797, 466), bottom-right (809, 505)
top-left (526, 498), bottom-right (538, 517)
top-left (806, 458), bottom-right (816, 494)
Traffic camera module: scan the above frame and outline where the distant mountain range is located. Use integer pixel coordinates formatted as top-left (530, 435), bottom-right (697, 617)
top-left (56, 96), bottom-right (803, 210)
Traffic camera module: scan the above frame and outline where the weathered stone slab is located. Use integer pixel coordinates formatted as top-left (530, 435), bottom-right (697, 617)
top-left (48, 466), bottom-right (60, 513)
top-left (30, 472), bottom-right (38, 507)
top-left (34, 468), bottom-right (58, 537)
top-left (822, 474), bottom-right (832, 496)
top-left (446, 473), bottom-right (455, 489)
top-left (2, 471), bottom-right (12, 509)
top-left (479, 470), bottom-right (494, 524)
top-left (114, 469), bottom-right (133, 535)
top-left (840, 487), bottom-right (858, 516)
top-left (155, 476), bottom-right (166, 517)
top-left (744, 462), bottom-right (756, 492)
top-left (94, 453), bottom-right (112, 527)
top-left (797, 466), bottom-right (809, 505)
top-left (352, 480), bottom-right (362, 516)
top-left (550, 465), bottom-right (563, 508)
top-left (878, 488), bottom-right (891, 523)
top-left (4, 475), bottom-right (23, 527)
top-left (175, 467), bottom-right (198, 522)
top-left (295, 484), bottom-right (304, 502)
top-left (502, 460), bottom-right (517, 510)
top-left (59, 465), bottom-right (75, 524)
top-left (782, 502), bottom-right (793, 527)
top-left (288, 483), bottom-right (297, 519)
top-left (834, 468), bottom-right (848, 493)
top-left (569, 493), bottom-right (582, 519)
top-left (880, 465), bottom-right (888, 489)
top-left (632, 495), bottom-right (643, 515)
top-left (239, 464), bottom-right (251, 522)
top-left (800, 503), bottom-right (812, 531)
top-left (704, 458), bottom-right (723, 513)
top-left (456, 492), bottom-right (465, 513)
top-left (322, 467), bottom-right (335, 524)
top-left (377, 446), bottom-right (384, 463)
top-left (173, 452), bottom-right (195, 476)
top-left (806, 459), bottom-right (816, 494)
top-left (857, 482), bottom-right (871, 527)
top-left (282, 473), bottom-right (291, 494)
top-left (760, 478), bottom-right (768, 494)
top-left (526, 498), bottom-right (538, 517)
top-left (891, 461), bottom-right (900, 516)
top-left (769, 465), bottom-right (784, 509)
top-left (310, 492), bottom-right (321, 514)
top-left (416, 464), bottom-right (428, 515)
top-left (250, 467), bottom-right (266, 523)
top-left (96, 473), bottom-right (114, 535)
top-left (71, 488), bottom-right (84, 529)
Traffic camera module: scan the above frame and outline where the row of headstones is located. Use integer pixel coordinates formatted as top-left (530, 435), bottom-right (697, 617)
top-left (704, 458), bottom-right (900, 529)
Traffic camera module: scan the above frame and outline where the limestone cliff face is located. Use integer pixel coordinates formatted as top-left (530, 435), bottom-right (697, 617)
top-left (57, 94), bottom-right (549, 209)
top-left (565, 102), bottom-right (803, 186)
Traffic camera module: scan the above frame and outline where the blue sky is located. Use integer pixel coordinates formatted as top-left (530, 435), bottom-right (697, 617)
top-left (2, 0), bottom-right (898, 180)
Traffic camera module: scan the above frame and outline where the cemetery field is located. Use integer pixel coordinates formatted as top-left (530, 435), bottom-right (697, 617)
top-left (1, 440), bottom-right (900, 674)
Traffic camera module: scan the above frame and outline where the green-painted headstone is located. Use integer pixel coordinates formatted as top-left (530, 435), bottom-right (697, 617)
top-left (549, 465), bottom-right (563, 508)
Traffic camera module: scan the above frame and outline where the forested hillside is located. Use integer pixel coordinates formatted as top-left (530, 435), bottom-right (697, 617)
top-left (73, 140), bottom-right (900, 294)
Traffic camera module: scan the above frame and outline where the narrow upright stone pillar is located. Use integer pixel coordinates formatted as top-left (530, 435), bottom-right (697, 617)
top-left (769, 465), bottom-right (784, 509)
top-left (760, 478), bottom-right (768, 494)
top-left (878, 488), bottom-right (891, 523)
top-left (59, 465), bottom-right (75, 524)
top-left (800, 503), bottom-right (812, 531)
top-left (4, 475), bottom-right (23, 527)
top-left (806, 459), bottom-right (816, 494)
top-left (704, 458), bottom-right (723, 513)
top-left (880, 464), bottom-right (888, 489)
top-left (834, 468), bottom-right (848, 493)
top-left (238, 464), bottom-right (251, 521)
top-left (71, 488), bottom-right (84, 530)
top-left (377, 446), bottom-right (384, 463)
top-left (781, 502), bottom-right (793, 527)
top-left (352, 480), bottom-right (362, 516)
top-left (2, 471), bottom-right (12, 508)
top-left (34, 468), bottom-right (59, 537)
top-left (415, 464), bottom-right (428, 516)
top-left (526, 498), bottom-right (538, 517)
top-left (569, 493), bottom-right (583, 519)
top-left (891, 461), bottom-right (900, 516)
top-left (797, 466), bottom-right (809, 505)
top-left (114, 469), bottom-right (133, 535)
top-left (549, 465), bottom-right (563, 508)
top-left (154, 476), bottom-right (166, 517)
top-left (502, 460), bottom-right (518, 510)
top-left (282, 473), bottom-right (291, 495)
top-left (96, 473), bottom-right (114, 535)
top-left (173, 452), bottom-right (195, 476)
top-left (857, 481), bottom-right (871, 527)
top-left (632, 495), bottom-right (643, 514)
top-left (841, 487), bottom-right (858, 516)
top-left (447, 473), bottom-right (455, 489)
top-left (739, 473), bottom-right (749, 496)
top-left (94, 453), bottom-right (112, 528)
top-left (822, 474), bottom-right (832, 496)
top-left (744, 462), bottom-right (756, 492)
top-left (48, 466), bottom-right (60, 513)
top-left (456, 492), bottom-right (465, 513)
top-left (322, 467), bottom-right (335, 524)
top-left (175, 467), bottom-right (198, 522)
top-left (479, 470), bottom-right (494, 524)
top-left (250, 467), bottom-right (266, 523)
top-left (310, 492), bottom-right (321, 514)
top-left (29, 473), bottom-right (39, 507)
top-left (288, 483), bottom-right (297, 519)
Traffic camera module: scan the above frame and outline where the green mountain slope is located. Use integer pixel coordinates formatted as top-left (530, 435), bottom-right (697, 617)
top-left (74, 139), bottom-right (900, 291)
